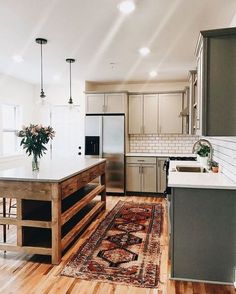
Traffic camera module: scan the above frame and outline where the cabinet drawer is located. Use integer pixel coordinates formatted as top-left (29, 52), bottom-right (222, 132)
top-left (61, 178), bottom-right (78, 199)
top-left (126, 156), bottom-right (156, 164)
top-left (89, 166), bottom-right (101, 181)
top-left (77, 172), bottom-right (90, 190)
top-left (99, 162), bottom-right (106, 174)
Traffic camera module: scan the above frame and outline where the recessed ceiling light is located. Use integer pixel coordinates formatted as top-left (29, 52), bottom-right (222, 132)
top-left (149, 70), bottom-right (157, 77)
top-left (12, 55), bottom-right (24, 63)
top-left (139, 47), bottom-right (150, 56)
top-left (118, 1), bottom-right (135, 14)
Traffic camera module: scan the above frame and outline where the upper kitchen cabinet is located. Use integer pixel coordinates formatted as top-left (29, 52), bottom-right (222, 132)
top-left (128, 93), bottom-right (183, 134)
top-left (159, 93), bottom-right (183, 134)
top-left (128, 94), bottom-right (159, 134)
top-left (181, 87), bottom-right (190, 135)
top-left (143, 94), bottom-right (159, 134)
top-left (86, 93), bottom-right (104, 113)
top-left (188, 70), bottom-right (197, 135)
top-left (196, 27), bottom-right (236, 136)
top-left (128, 94), bottom-right (143, 134)
top-left (85, 92), bottom-right (127, 114)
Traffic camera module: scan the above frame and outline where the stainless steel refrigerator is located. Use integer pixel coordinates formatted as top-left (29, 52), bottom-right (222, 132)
top-left (85, 114), bottom-right (125, 194)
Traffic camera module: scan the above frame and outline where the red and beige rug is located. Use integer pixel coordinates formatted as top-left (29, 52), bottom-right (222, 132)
top-left (61, 201), bottom-right (163, 288)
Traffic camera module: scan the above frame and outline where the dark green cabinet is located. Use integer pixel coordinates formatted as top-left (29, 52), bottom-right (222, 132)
top-left (196, 27), bottom-right (236, 136)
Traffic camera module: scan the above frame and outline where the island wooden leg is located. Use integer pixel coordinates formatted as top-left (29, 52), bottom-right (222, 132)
top-left (101, 172), bottom-right (106, 209)
top-left (51, 184), bottom-right (61, 265)
top-left (17, 199), bottom-right (23, 246)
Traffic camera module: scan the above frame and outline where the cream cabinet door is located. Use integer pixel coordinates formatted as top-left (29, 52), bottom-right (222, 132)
top-left (128, 95), bottom-right (143, 134)
top-left (142, 164), bottom-right (157, 193)
top-left (159, 93), bottom-right (183, 134)
top-left (143, 94), bottom-right (158, 134)
top-left (126, 164), bottom-right (141, 192)
top-left (196, 44), bottom-right (203, 135)
top-left (86, 94), bottom-right (104, 113)
top-left (105, 93), bottom-right (125, 113)
top-left (157, 159), bottom-right (167, 193)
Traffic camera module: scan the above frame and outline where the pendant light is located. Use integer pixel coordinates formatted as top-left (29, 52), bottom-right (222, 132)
top-left (66, 58), bottom-right (75, 107)
top-left (35, 38), bottom-right (47, 104)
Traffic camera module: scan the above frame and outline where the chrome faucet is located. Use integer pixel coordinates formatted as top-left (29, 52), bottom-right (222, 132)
top-left (192, 139), bottom-right (213, 163)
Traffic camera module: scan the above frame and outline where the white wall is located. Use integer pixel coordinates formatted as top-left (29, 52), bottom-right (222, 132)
top-left (205, 137), bottom-right (236, 183)
top-left (0, 74), bottom-right (35, 167)
top-left (34, 80), bottom-right (86, 153)
top-left (0, 74), bottom-right (35, 125)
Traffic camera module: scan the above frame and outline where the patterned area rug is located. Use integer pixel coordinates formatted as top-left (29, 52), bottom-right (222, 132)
top-left (61, 201), bottom-right (163, 288)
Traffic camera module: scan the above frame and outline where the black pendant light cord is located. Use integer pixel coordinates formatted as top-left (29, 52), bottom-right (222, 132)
top-left (66, 58), bottom-right (75, 105)
top-left (40, 42), bottom-right (44, 94)
top-left (69, 61), bottom-right (72, 101)
top-left (36, 38), bottom-right (47, 99)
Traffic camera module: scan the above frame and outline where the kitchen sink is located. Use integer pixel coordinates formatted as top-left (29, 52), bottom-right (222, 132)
top-left (176, 166), bottom-right (208, 173)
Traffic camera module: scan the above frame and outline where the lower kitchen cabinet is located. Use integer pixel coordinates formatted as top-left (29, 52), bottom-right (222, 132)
top-left (142, 164), bottom-right (157, 192)
top-left (126, 156), bottom-right (166, 194)
top-left (157, 159), bottom-right (167, 193)
top-left (126, 163), bottom-right (141, 192)
top-left (170, 187), bottom-right (236, 284)
top-left (126, 157), bottom-right (157, 193)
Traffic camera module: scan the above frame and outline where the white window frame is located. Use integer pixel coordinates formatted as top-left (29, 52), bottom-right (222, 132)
top-left (0, 104), bottom-right (22, 157)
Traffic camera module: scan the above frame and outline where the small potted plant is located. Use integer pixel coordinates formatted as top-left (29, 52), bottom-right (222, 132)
top-left (196, 143), bottom-right (211, 167)
top-left (211, 161), bottom-right (219, 173)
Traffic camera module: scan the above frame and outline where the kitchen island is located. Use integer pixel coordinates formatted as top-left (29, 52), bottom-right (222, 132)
top-left (168, 160), bottom-right (236, 285)
top-left (0, 157), bottom-right (106, 264)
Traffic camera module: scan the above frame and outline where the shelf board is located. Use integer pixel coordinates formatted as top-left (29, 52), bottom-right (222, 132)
top-left (61, 184), bottom-right (105, 225)
top-left (61, 201), bottom-right (105, 251)
top-left (0, 217), bottom-right (51, 228)
top-left (0, 243), bottom-right (52, 255)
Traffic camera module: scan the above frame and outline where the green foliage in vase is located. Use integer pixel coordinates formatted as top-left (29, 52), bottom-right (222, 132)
top-left (196, 142), bottom-right (211, 157)
top-left (17, 124), bottom-right (55, 158)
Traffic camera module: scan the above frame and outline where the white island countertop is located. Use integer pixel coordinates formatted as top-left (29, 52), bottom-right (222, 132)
top-left (126, 153), bottom-right (196, 157)
top-left (0, 157), bottom-right (106, 182)
top-left (168, 160), bottom-right (236, 190)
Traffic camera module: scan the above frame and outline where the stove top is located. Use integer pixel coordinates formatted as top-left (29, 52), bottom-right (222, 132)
top-left (168, 156), bottom-right (197, 161)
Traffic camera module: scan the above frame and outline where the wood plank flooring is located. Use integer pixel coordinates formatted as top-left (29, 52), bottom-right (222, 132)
top-left (0, 196), bottom-right (235, 294)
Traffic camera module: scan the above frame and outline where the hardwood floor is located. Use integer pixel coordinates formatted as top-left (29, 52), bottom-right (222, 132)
top-left (0, 196), bottom-right (235, 294)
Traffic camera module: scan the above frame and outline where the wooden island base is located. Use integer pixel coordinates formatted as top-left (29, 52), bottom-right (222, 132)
top-left (0, 160), bottom-right (106, 264)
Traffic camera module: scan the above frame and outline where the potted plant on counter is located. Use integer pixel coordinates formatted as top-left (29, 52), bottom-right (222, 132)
top-left (196, 143), bottom-right (211, 167)
top-left (17, 124), bottom-right (55, 171)
top-left (211, 161), bottom-right (219, 173)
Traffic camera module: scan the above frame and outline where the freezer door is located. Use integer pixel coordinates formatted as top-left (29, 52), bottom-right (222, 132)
top-left (85, 115), bottom-right (103, 156)
top-left (103, 116), bottom-right (125, 193)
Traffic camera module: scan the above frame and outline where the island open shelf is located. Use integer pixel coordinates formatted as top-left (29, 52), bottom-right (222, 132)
top-left (0, 158), bottom-right (106, 264)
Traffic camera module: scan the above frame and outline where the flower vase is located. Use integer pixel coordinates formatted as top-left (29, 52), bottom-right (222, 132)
top-left (32, 155), bottom-right (40, 171)
top-left (197, 155), bottom-right (208, 167)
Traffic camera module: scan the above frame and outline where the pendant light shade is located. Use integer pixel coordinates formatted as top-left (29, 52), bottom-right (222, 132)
top-left (66, 58), bottom-right (75, 106)
top-left (35, 38), bottom-right (47, 103)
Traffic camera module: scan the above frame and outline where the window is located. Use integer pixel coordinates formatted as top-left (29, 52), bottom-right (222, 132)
top-left (0, 104), bottom-right (22, 156)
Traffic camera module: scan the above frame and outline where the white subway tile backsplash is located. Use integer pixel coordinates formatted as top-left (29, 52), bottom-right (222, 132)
top-left (129, 134), bottom-right (199, 154)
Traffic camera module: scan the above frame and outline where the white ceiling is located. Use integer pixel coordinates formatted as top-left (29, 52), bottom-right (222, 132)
top-left (0, 0), bottom-right (235, 84)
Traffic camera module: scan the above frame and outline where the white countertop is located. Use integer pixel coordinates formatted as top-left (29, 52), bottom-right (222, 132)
top-left (0, 157), bottom-right (106, 182)
top-left (168, 160), bottom-right (236, 190)
top-left (126, 153), bottom-right (196, 157)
